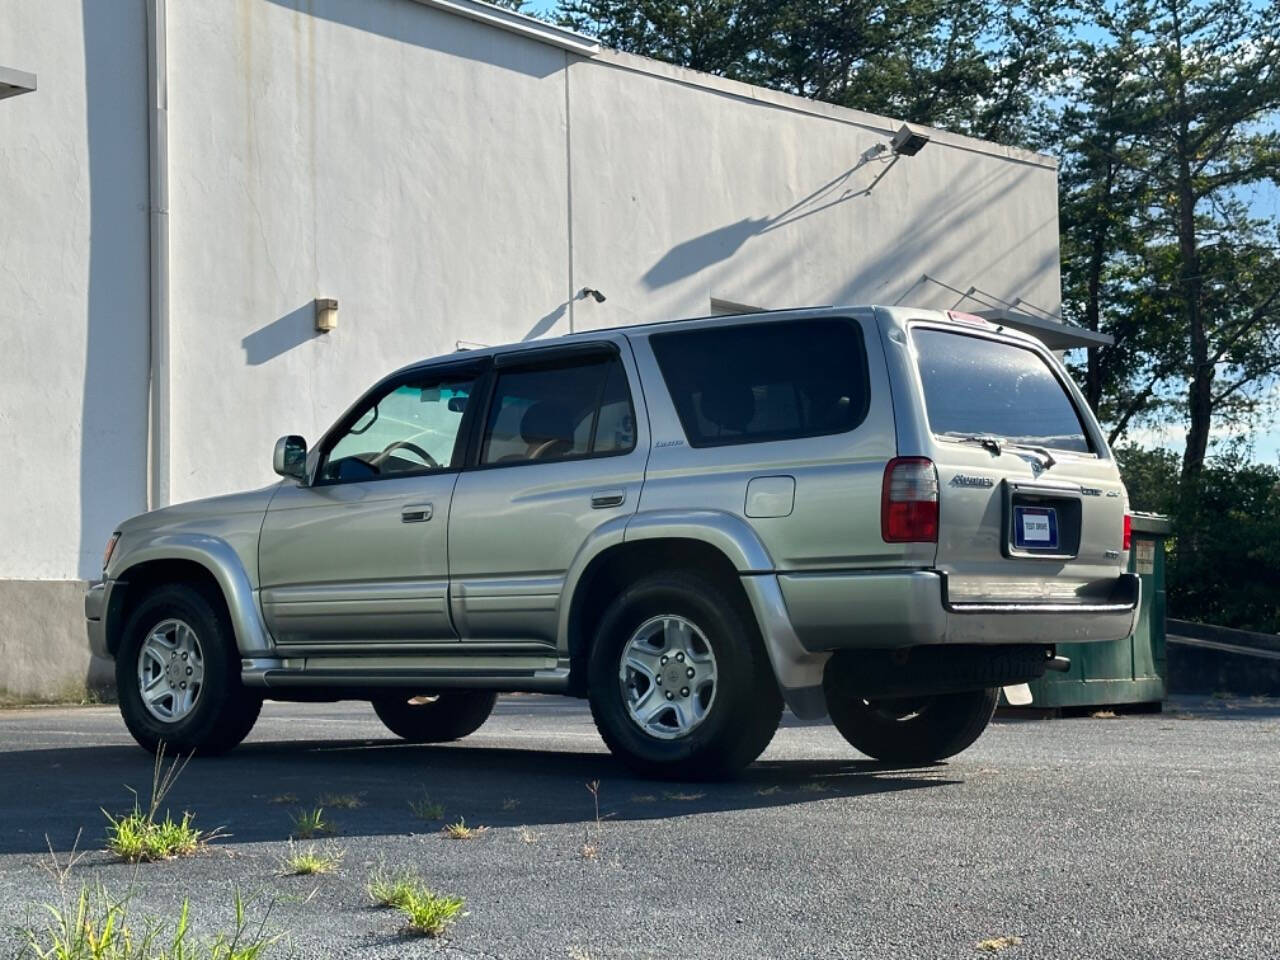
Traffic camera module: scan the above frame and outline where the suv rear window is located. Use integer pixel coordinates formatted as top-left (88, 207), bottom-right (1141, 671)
top-left (651, 319), bottom-right (870, 447)
top-left (912, 328), bottom-right (1092, 453)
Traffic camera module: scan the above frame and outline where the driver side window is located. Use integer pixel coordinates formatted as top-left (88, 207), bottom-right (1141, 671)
top-left (321, 375), bottom-right (476, 483)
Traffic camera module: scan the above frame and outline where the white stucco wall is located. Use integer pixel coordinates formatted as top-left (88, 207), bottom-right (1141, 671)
top-left (166, 0), bottom-right (574, 504)
top-left (0, 0), bottom-right (150, 581)
top-left (569, 51), bottom-right (1061, 331)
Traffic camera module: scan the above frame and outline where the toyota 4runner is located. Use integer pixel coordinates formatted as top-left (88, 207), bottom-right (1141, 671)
top-left (86, 306), bottom-right (1139, 777)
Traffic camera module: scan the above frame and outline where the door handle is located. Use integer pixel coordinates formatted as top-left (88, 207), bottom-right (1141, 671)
top-left (591, 489), bottom-right (626, 509)
top-left (401, 503), bottom-right (433, 523)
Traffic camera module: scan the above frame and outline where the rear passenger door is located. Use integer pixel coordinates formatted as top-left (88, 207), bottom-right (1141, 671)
top-left (447, 342), bottom-right (647, 645)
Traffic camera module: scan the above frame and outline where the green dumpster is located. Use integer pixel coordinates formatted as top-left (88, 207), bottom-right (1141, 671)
top-left (1021, 512), bottom-right (1170, 709)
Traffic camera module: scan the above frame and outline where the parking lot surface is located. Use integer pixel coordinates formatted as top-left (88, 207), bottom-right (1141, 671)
top-left (1, 696), bottom-right (1277, 958)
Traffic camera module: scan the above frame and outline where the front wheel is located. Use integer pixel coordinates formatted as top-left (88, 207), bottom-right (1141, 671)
top-left (826, 686), bottom-right (999, 764)
top-left (371, 691), bottom-right (498, 743)
top-left (116, 584), bottom-right (262, 755)
top-left (587, 572), bottom-right (782, 779)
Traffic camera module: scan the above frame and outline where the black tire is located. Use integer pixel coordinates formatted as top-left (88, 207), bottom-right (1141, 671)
top-left (587, 571), bottom-right (782, 780)
top-left (825, 685), bottom-right (999, 763)
top-left (371, 691), bottom-right (498, 743)
top-left (116, 583), bottom-right (262, 756)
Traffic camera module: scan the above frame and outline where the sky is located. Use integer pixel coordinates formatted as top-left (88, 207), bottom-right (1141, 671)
top-left (524, 1), bottom-right (1280, 464)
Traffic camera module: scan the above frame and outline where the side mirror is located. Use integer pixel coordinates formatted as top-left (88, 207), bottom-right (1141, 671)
top-left (273, 435), bottom-right (308, 481)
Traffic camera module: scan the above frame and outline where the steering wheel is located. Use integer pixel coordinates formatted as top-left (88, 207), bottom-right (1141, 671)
top-left (371, 440), bottom-right (439, 470)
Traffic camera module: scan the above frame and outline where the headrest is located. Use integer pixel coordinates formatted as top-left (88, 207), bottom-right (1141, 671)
top-left (520, 401), bottom-right (574, 445)
top-left (700, 381), bottom-right (755, 433)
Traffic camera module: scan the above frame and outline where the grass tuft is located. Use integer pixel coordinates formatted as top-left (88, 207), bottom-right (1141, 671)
top-left (441, 818), bottom-right (487, 840)
top-left (517, 826), bottom-right (539, 844)
top-left (400, 887), bottom-right (466, 938)
top-left (367, 865), bottom-right (419, 909)
top-left (105, 808), bottom-right (204, 863)
top-left (19, 878), bottom-right (279, 959)
top-left (280, 841), bottom-right (344, 876)
top-left (408, 792), bottom-right (445, 822)
top-left (103, 746), bottom-right (209, 862)
top-left (288, 807), bottom-right (335, 840)
top-left (366, 866), bottom-right (465, 939)
top-left (316, 792), bottom-right (364, 810)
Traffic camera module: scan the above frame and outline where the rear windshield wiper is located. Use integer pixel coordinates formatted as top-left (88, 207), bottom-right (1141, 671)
top-left (950, 434), bottom-right (1003, 456)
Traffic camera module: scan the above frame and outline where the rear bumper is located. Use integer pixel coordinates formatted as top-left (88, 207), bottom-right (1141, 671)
top-left (84, 579), bottom-right (112, 659)
top-left (777, 570), bottom-right (1140, 651)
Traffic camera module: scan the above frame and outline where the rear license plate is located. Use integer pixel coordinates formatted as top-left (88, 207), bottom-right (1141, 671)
top-left (1014, 505), bottom-right (1058, 550)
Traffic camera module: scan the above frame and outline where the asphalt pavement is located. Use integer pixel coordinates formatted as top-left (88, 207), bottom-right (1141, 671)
top-left (0, 695), bottom-right (1277, 959)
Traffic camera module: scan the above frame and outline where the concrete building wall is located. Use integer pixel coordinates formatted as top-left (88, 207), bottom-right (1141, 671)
top-left (0, 0), bottom-right (1062, 699)
top-left (0, 0), bottom-right (149, 698)
top-left (167, 0), bottom-right (574, 505)
top-left (569, 51), bottom-right (1061, 330)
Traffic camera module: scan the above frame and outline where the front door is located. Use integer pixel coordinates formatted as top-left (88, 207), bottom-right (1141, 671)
top-left (447, 342), bottom-right (647, 645)
top-left (258, 362), bottom-right (485, 648)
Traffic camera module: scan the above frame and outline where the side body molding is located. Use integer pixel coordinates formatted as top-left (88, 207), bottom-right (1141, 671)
top-left (113, 534), bottom-right (274, 656)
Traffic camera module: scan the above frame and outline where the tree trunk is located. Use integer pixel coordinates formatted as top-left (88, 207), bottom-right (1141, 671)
top-left (1170, 2), bottom-right (1212, 484)
top-left (1179, 152), bottom-right (1211, 479)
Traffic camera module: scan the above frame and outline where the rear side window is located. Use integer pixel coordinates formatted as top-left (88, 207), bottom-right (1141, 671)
top-left (651, 319), bottom-right (870, 447)
top-left (912, 329), bottom-right (1092, 453)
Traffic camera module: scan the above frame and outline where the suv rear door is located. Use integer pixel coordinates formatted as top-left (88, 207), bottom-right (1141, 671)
top-left (906, 320), bottom-right (1128, 605)
top-left (446, 340), bottom-right (646, 646)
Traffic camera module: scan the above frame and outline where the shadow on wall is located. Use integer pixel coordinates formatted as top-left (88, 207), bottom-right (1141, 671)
top-left (242, 303), bottom-right (323, 364)
top-left (641, 151), bottom-right (1056, 320)
top-left (522, 301), bottom-right (568, 341)
top-left (261, 0), bottom-right (563, 80)
top-left (79, 0), bottom-right (151, 692)
top-left (641, 154), bottom-right (897, 291)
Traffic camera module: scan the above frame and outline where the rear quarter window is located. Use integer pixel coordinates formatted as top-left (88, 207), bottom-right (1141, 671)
top-left (651, 319), bottom-right (870, 447)
top-left (912, 328), bottom-right (1093, 453)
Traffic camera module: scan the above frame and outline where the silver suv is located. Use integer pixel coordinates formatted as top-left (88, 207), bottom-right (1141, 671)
top-left (86, 306), bottom-right (1139, 777)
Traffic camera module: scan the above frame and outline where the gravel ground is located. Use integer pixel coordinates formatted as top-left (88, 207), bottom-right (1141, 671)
top-left (0, 695), bottom-right (1277, 959)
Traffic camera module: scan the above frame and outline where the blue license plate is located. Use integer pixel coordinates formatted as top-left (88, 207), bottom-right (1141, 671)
top-left (1014, 506), bottom-right (1058, 550)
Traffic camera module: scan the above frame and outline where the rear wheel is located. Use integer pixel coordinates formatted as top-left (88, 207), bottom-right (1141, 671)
top-left (826, 686), bottom-right (999, 763)
top-left (587, 572), bottom-right (782, 779)
top-left (371, 691), bottom-right (498, 743)
top-left (116, 584), bottom-right (262, 755)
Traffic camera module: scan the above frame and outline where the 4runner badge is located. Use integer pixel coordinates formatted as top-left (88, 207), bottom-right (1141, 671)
top-left (949, 474), bottom-right (993, 488)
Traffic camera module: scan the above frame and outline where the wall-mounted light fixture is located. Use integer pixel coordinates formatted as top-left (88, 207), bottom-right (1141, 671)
top-left (578, 287), bottom-right (607, 303)
top-left (889, 123), bottom-right (930, 156)
top-left (314, 297), bottom-right (338, 332)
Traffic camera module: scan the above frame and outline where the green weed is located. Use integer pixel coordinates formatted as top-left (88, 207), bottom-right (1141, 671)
top-left (280, 841), bottom-right (344, 876)
top-left (288, 808), bottom-right (334, 840)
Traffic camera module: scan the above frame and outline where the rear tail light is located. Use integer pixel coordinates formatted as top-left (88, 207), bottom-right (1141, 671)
top-left (882, 457), bottom-right (939, 543)
top-left (1123, 513), bottom-right (1132, 552)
